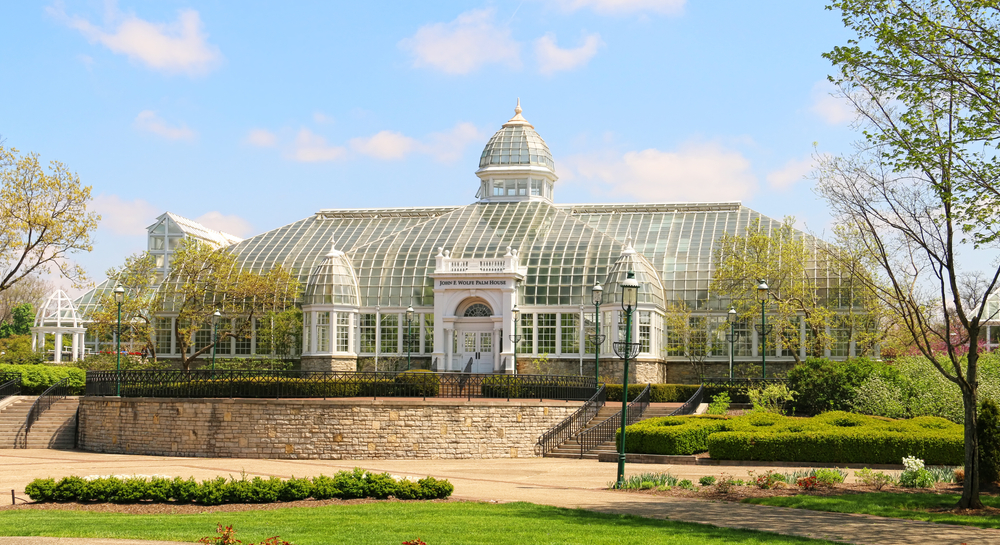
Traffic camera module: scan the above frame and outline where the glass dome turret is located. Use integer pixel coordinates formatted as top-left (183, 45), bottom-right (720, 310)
top-left (476, 100), bottom-right (558, 203)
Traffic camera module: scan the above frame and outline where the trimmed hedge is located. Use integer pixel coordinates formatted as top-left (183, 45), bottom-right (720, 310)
top-left (0, 364), bottom-right (85, 395)
top-left (480, 375), bottom-right (592, 399)
top-left (619, 411), bottom-right (963, 465)
top-left (621, 415), bottom-right (729, 455)
top-left (605, 384), bottom-right (700, 403)
top-left (24, 469), bottom-right (453, 505)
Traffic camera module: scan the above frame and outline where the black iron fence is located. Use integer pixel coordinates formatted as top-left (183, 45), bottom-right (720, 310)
top-left (24, 377), bottom-right (69, 436)
top-left (537, 384), bottom-right (607, 455)
top-left (0, 374), bottom-right (21, 401)
top-left (576, 383), bottom-right (651, 457)
top-left (668, 384), bottom-right (705, 416)
top-left (84, 370), bottom-right (598, 401)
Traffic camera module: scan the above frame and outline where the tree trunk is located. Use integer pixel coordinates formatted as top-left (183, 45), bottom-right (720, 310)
top-left (958, 377), bottom-right (983, 509)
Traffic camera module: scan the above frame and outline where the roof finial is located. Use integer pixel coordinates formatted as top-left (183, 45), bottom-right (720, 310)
top-left (326, 237), bottom-right (342, 258)
top-left (515, 98), bottom-right (522, 115)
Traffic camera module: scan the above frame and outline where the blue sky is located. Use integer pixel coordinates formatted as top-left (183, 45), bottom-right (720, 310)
top-left (0, 1), bottom-right (860, 291)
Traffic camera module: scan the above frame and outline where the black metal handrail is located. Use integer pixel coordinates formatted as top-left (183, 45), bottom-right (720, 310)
top-left (668, 384), bottom-right (705, 416)
top-left (576, 383), bottom-right (651, 457)
top-left (24, 377), bottom-right (69, 436)
top-left (701, 378), bottom-right (788, 387)
top-left (84, 370), bottom-right (598, 401)
top-left (537, 384), bottom-right (607, 455)
top-left (0, 376), bottom-right (21, 401)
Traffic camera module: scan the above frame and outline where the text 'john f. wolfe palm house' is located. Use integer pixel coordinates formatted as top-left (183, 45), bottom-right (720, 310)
top-left (78, 102), bottom-right (856, 383)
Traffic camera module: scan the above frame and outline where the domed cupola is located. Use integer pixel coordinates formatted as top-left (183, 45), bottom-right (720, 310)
top-left (304, 240), bottom-right (360, 306)
top-left (476, 99), bottom-right (558, 203)
top-left (602, 232), bottom-right (666, 309)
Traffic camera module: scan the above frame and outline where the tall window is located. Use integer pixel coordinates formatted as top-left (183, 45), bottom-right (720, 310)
top-left (639, 311), bottom-right (652, 353)
top-left (194, 326), bottom-right (212, 352)
top-left (423, 313), bottom-right (434, 353)
top-left (303, 313), bottom-right (311, 353)
top-left (403, 314), bottom-right (419, 353)
top-left (831, 317), bottom-right (851, 357)
top-left (663, 319), bottom-right (683, 356)
top-left (688, 316), bottom-right (706, 357)
top-left (560, 313), bottom-right (579, 353)
top-left (380, 313), bottom-right (398, 354)
top-left (520, 314), bottom-right (533, 353)
top-left (538, 313), bottom-right (556, 353)
top-left (603, 311), bottom-right (612, 347)
top-left (584, 313), bottom-right (598, 352)
top-left (733, 318), bottom-right (752, 357)
top-left (317, 312), bottom-right (330, 352)
top-left (359, 314), bottom-right (376, 353)
top-left (155, 318), bottom-right (171, 354)
top-left (336, 313), bottom-right (350, 352)
top-left (708, 316), bottom-right (727, 357)
top-left (235, 331), bottom-right (251, 355)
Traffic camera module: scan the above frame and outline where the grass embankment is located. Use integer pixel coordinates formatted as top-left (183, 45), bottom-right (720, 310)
top-left (744, 493), bottom-right (1000, 529)
top-left (0, 501), bottom-right (840, 545)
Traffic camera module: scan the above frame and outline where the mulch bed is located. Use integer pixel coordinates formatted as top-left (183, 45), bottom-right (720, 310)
top-left (0, 497), bottom-right (457, 515)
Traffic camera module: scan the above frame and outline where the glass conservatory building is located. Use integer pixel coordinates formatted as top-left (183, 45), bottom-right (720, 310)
top-left (78, 103), bottom-right (849, 381)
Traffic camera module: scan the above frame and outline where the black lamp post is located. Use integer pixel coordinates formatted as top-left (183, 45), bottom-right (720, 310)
top-left (726, 306), bottom-right (737, 380)
top-left (509, 305), bottom-right (521, 375)
top-left (612, 271), bottom-right (639, 489)
top-left (754, 280), bottom-right (771, 379)
top-left (113, 284), bottom-right (125, 397)
top-left (406, 305), bottom-right (414, 371)
top-left (211, 310), bottom-right (221, 378)
top-left (590, 282), bottom-right (606, 385)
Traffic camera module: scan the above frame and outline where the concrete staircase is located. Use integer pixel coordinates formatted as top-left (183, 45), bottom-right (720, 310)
top-left (0, 396), bottom-right (79, 449)
top-left (545, 402), bottom-right (681, 460)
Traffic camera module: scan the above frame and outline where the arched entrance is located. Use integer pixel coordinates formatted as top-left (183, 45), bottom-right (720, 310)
top-left (455, 300), bottom-right (495, 373)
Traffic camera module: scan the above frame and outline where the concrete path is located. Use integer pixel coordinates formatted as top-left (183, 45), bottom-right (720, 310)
top-left (0, 450), bottom-right (998, 545)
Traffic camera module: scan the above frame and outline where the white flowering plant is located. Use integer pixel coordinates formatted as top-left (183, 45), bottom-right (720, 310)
top-left (900, 455), bottom-right (935, 488)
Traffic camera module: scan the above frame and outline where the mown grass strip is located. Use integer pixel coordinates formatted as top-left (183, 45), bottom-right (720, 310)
top-left (0, 500), bottom-right (840, 545)
top-left (743, 493), bottom-right (1000, 529)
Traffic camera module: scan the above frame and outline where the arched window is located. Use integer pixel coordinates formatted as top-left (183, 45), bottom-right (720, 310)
top-left (463, 303), bottom-right (492, 317)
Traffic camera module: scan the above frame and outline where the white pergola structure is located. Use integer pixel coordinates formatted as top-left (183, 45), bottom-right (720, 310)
top-left (31, 290), bottom-right (87, 363)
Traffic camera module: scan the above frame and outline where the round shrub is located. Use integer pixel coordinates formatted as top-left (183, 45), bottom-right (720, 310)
top-left (147, 477), bottom-right (173, 502)
top-left (171, 477), bottom-right (199, 502)
top-left (620, 416), bottom-right (729, 455)
top-left (979, 398), bottom-right (1000, 486)
top-left (195, 476), bottom-right (228, 505)
top-left (333, 469), bottom-right (367, 499)
top-left (24, 478), bottom-right (56, 502)
top-left (363, 472), bottom-right (399, 499)
top-left (310, 474), bottom-right (337, 500)
top-left (417, 476), bottom-right (454, 499)
top-left (53, 476), bottom-right (87, 502)
top-left (280, 477), bottom-right (313, 502)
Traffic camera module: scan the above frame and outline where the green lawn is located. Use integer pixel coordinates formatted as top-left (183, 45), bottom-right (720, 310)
top-left (744, 493), bottom-right (1000, 529)
top-left (0, 501), bottom-right (840, 545)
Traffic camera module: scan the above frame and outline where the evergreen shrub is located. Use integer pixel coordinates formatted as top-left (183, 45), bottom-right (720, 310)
top-left (978, 398), bottom-right (1000, 486)
top-left (604, 384), bottom-right (700, 403)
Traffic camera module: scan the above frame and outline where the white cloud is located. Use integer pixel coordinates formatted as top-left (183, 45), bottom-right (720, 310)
top-left (313, 111), bottom-right (334, 124)
top-left (564, 142), bottom-right (757, 201)
top-left (535, 32), bottom-right (603, 75)
top-left (49, 4), bottom-right (222, 76)
top-left (287, 129), bottom-right (347, 162)
top-left (767, 157), bottom-right (814, 190)
top-left (545, 0), bottom-right (685, 15)
top-left (134, 110), bottom-right (196, 141)
top-left (350, 131), bottom-right (417, 160)
top-left (244, 128), bottom-right (277, 148)
top-left (422, 122), bottom-right (485, 163)
top-left (91, 194), bottom-right (160, 236)
top-left (399, 8), bottom-right (521, 74)
top-left (195, 211), bottom-right (253, 238)
top-left (810, 80), bottom-right (855, 125)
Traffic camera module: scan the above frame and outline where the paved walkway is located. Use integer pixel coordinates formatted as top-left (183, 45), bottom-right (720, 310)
top-left (0, 450), bottom-right (997, 545)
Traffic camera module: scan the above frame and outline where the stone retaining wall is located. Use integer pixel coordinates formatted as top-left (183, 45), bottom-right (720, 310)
top-left (77, 397), bottom-right (579, 460)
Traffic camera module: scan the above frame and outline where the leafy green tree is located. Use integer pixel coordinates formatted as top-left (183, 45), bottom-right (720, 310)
top-left (155, 239), bottom-right (299, 370)
top-left (253, 308), bottom-right (302, 359)
top-left (0, 303), bottom-right (33, 338)
top-left (662, 302), bottom-right (712, 380)
top-left (0, 146), bottom-right (99, 293)
top-left (821, 0), bottom-right (1000, 508)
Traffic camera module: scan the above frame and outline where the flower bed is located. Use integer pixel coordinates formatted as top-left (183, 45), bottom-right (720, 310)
top-left (621, 411), bottom-right (963, 465)
top-left (24, 469), bottom-right (453, 506)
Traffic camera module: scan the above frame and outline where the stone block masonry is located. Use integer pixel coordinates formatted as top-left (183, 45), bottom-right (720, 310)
top-left (77, 397), bottom-right (580, 460)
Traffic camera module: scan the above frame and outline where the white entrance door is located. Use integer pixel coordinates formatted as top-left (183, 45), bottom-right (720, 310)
top-left (461, 330), bottom-right (494, 373)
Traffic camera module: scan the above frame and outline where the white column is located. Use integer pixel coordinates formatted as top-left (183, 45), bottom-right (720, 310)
top-left (444, 328), bottom-right (452, 371)
top-left (54, 332), bottom-right (63, 363)
top-left (71, 332), bottom-right (79, 362)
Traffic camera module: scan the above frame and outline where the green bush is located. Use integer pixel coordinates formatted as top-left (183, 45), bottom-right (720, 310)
top-left (171, 477), bottom-right (199, 502)
top-left (333, 468), bottom-right (368, 499)
top-left (698, 475), bottom-right (716, 487)
top-left (53, 476), bottom-right (87, 502)
top-left (978, 398), bottom-right (1000, 486)
top-left (248, 477), bottom-right (283, 503)
top-left (812, 468), bottom-right (846, 486)
top-left (899, 468), bottom-right (935, 488)
top-left (310, 474), bottom-right (337, 500)
top-left (147, 477), bottom-right (173, 502)
top-left (0, 364), bottom-right (85, 394)
top-left (394, 479), bottom-right (424, 500)
top-left (618, 415), bottom-right (729, 455)
top-left (605, 384), bottom-right (700, 403)
top-left (280, 477), bottom-right (313, 502)
top-left (417, 476), bottom-right (454, 499)
top-left (394, 369), bottom-right (440, 397)
top-left (196, 476), bottom-right (229, 505)
top-left (24, 478), bottom-right (56, 502)
top-left (786, 357), bottom-right (899, 415)
top-left (363, 472), bottom-right (399, 499)
top-left (0, 335), bottom-right (44, 365)
top-left (706, 392), bottom-right (730, 415)
top-left (87, 477), bottom-right (122, 502)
